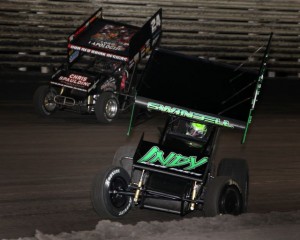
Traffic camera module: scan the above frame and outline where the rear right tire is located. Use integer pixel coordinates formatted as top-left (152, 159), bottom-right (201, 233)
top-left (217, 158), bottom-right (249, 212)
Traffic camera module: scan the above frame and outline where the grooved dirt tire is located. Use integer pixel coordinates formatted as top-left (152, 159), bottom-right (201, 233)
top-left (95, 92), bottom-right (119, 123)
top-left (91, 166), bottom-right (132, 219)
top-left (203, 176), bottom-right (243, 217)
top-left (33, 85), bottom-right (57, 117)
top-left (217, 158), bottom-right (249, 212)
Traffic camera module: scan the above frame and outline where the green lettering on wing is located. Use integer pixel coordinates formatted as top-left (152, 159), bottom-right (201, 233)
top-left (147, 102), bottom-right (234, 128)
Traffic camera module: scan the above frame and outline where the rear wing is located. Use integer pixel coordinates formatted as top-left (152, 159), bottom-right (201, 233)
top-left (67, 7), bottom-right (162, 65)
top-left (128, 33), bottom-right (272, 143)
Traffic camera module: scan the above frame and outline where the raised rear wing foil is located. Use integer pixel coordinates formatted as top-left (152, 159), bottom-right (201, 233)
top-left (67, 7), bottom-right (162, 64)
top-left (129, 34), bottom-right (272, 143)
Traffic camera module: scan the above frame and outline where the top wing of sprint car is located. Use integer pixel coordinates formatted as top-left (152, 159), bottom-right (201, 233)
top-left (130, 33), bottom-right (273, 143)
top-left (67, 7), bottom-right (162, 67)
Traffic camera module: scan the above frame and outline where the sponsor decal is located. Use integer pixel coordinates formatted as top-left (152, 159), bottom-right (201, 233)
top-left (150, 14), bottom-right (161, 33)
top-left (69, 44), bottom-right (128, 62)
top-left (138, 146), bottom-right (208, 171)
top-left (69, 50), bottom-right (79, 63)
top-left (119, 197), bottom-right (132, 216)
top-left (147, 102), bottom-right (234, 128)
top-left (251, 75), bottom-right (263, 108)
top-left (129, 59), bottom-right (135, 69)
top-left (89, 40), bottom-right (125, 51)
top-left (242, 74), bottom-right (264, 143)
top-left (58, 73), bottom-right (92, 88)
top-left (50, 81), bottom-right (87, 92)
top-left (105, 168), bottom-right (121, 187)
top-left (152, 35), bottom-right (159, 47)
top-left (89, 24), bottom-right (137, 52)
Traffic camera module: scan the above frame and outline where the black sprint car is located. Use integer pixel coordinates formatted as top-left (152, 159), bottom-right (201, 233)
top-left (33, 7), bottom-right (162, 123)
top-left (91, 33), bottom-right (273, 217)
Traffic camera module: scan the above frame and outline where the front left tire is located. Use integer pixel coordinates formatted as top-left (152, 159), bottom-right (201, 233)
top-left (91, 166), bottom-right (132, 219)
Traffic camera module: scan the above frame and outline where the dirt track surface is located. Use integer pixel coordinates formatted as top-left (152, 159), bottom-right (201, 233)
top-left (0, 101), bottom-right (299, 239)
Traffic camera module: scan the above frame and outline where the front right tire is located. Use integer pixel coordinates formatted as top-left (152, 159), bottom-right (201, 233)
top-left (95, 92), bottom-right (119, 123)
top-left (33, 85), bottom-right (57, 117)
top-left (203, 176), bottom-right (243, 217)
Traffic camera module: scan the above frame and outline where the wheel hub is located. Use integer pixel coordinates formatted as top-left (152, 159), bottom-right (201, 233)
top-left (110, 177), bottom-right (127, 208)
top-left (219, 186), bottom-right (242, 215)
top-left (105, 99), bottom-right (118, 118)
top-left (44, 91), bottom-right (56, 112)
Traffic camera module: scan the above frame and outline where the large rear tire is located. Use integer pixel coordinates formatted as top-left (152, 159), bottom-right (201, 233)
top-left (33, 85), bottom-right (57, 117)
top-left (112, 146), bottom-right (136, 175)
top-left (217, 158), bottom-right (249, 212)
top-left (203, 176), bottom-right (243, 217)
top-left (95, 92), bottom-right (119, 123)
top-left (91, 166), bottom-right (132, 219)
top-left (112, 145), bottom-right (142, 184)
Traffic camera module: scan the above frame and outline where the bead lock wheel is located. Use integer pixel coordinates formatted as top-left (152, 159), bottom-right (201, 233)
top-left (105, 98), bottom-right (118, 119)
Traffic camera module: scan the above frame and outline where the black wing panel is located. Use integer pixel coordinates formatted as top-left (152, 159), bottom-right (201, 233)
top-left (137, 48), bottom-right (259, 123)
top-left (132, 33), bottom-right (272, 142)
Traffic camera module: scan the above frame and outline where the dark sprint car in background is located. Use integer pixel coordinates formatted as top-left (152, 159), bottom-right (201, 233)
top-left (91, 34), bottom-right (273, 217)
top-left (33, 8), bottom-right (162, 123)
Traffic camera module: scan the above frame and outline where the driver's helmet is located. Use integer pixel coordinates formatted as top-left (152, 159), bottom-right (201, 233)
top-left (186, 122), bottom-right (207, 138)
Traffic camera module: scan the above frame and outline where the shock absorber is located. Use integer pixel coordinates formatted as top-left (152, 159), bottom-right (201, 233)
top-left (190, 181), bottom-right (198, 211)
top-left (134, 170), bottom-right (145, 204)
